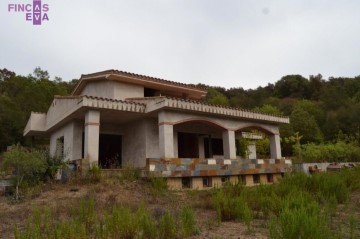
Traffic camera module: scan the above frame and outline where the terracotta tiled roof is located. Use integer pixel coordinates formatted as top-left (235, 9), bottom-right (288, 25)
top-left (80, 69), bottom-right (208, 91)
top-left (83, 95), bottom-right (146, 106)
top-left (126, 96), bottom-right (288, 119)
top-left (54, 95), bottom-right (146, 106)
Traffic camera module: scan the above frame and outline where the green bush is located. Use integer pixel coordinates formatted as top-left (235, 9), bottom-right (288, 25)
top-left (269, 206), bottom-right (332, 239)
top-left (148, 176), bottom-right (168, 196)
top-left (14, 198), bottom-right (199, 239)
top-left (120, 164), bottom-right (141, 181)
top-left (212, 183), bottom-right (253, 227)
top-left (158, 210), bottom-right (177, 239)
top-left (180, 206), bottom-right (199, 237)
top-left (1, 145), bottom-right (47, 201)
top-left (86, 164), bottom-right (102, 183)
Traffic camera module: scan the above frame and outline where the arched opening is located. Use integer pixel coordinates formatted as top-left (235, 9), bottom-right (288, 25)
top-left (235, 126), bottom-right (275, 160)
top-left (173, 119), bottom-right (226, 159)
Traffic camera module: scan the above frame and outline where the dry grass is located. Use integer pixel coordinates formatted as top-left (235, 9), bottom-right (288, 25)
top-left (0, 175), bottom-right (359, 239)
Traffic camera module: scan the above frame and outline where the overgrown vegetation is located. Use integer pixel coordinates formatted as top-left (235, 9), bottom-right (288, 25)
top-left (1, 145), bottom-right (47, 201)
top-left (13, 198), bottom-right (198, 239)
top-left (212, 168), bottom-right (360, 238)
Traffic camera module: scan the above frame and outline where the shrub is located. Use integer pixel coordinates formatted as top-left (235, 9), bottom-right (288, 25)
top-left (180, 206), bottom-right (199, 237)
top-left (148, 176), bottom-right (168, 196)
top-left (158, 210), bottom-right (177, 239)
top-left (86, 164), bottom-right (102, 183)
top-left (120, 164), bottom-right (141, 181)
top-left (1, 145), bottom-right (47, 201)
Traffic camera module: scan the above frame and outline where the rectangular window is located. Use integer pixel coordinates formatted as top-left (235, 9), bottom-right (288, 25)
top-left (221, 176), bottom-right (230, 185)
top-left (238, 175), bottom-right (247, 185)
top-left (253, 174), bottom-right (260, 184)
top-left (182, 177), bottom-right (192, 189)
top-left (56, 136), bottom-right (64, 158)
top-left (203, 177), bottom-right (212, 188)
top-left (267, 174), bottom-right (274, 183)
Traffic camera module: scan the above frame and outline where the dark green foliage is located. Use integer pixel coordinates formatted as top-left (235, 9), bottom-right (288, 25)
top-left (1, 145), bottom-right (47, 201)
top-left (0, 68), bottom-right (76, 151)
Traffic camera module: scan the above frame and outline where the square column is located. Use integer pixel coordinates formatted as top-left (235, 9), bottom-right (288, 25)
top-left (270, 134), bottom-right (282, 159)
top-left (198, 136), bottom-right (205, 159)
top-left (222, 130), bottom-right (236, 159)
top-left (84, 110), bottom-right (100, 167)
top-left (159, 123), bottom-right (174, 158)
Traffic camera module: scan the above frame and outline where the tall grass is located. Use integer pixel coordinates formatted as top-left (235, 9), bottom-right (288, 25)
top-left (14, 198), bottom-right (198, 239)
top-left (211, 168), bottom-right (360, 238)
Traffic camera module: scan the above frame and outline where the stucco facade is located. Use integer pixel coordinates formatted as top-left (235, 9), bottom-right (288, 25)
top-left (24, 69), bottom-right (291, 189)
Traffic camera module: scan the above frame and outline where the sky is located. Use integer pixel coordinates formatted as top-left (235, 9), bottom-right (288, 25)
top-left (1, 0), bottom-right (360, 89)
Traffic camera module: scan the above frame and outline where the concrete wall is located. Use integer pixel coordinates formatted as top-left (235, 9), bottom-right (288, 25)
top-left (50, 121), bottom-right (83, 162)
top-left (157, 111), bottom-right (280, 135)
top-left (122, 119), bottom-right (147, 167)
top-left (167, 178), bottom-right (182, 190)
top-left (293, 163), bottom-right (359, 174)
top-left (192, 177), bottom-right (203, 189)
top-left (248, 142), bottom-right (257, 159)
top-left (81, 81), bottom-right (144, 100)
top-left (165, 173), bottom-right (283, 190)
top-left (144, 118), bottom-right (160, 158)
top-left (46, 98), bottom-right (82, 130)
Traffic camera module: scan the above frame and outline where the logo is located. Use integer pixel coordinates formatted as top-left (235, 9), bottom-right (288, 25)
top-left (8, 0), bottom-right (49, 25)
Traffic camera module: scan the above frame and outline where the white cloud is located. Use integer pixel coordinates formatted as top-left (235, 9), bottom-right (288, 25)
top-left (0, 0), bottom-right (359, 89)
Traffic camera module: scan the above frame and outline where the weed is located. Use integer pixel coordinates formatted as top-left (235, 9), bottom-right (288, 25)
top-left (148, 176), bottom-right (168, 196)
top-left (180, 205), bottom-right (199, 237)
top-left (158, 210), bottom-right (177, 239)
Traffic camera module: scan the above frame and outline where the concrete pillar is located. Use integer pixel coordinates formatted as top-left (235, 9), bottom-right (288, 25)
top-left (270, 134), bottom-right (282, 159)
top-left (222, 130), bottom-right (236, 159)
top-left (159, 123), bottom-right (174, 158)
top-left (84, 110), bottom-right (100, 166)
top-left (248, 142), bottom-right (257, 159)
top-left (173, 131), bottom-right (178, 158)
top-left (198, 136), bottom-right (205, 159)
top-left (72, 121), bottom-right (83, 161)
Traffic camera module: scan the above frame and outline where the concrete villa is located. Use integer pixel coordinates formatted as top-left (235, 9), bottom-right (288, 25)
top-left (24, 70), bottom-right (291, 189)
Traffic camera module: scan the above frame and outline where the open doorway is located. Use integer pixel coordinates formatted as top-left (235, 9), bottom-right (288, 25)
top-left (204, 137), bottom-right (223, 158)
top-left (99, 134), bottom-right (122, 169)
top-left (178, 132), bottom-right (199, 158)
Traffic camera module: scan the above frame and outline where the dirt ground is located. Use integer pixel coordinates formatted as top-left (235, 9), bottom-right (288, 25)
top-left (0, 178), bottom-right (359, 239)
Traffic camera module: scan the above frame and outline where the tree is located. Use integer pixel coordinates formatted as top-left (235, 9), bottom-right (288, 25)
top-left (32, 67), bottom-right (50, 80)
top-left (0, 68), bottom-right (16, 81)
top-left (206, 88), bottom-right (229, 106)
top-left (1, 145), bottom-right (46, 201)
top-left (290, 107), bottom-right (323, 143)
top-left (254, 104), bottom-right (282, 115)
top-left (274, 75), bottom-right (310, 99)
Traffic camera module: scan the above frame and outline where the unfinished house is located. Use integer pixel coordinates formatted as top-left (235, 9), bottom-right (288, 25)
top-left (24, 70), bottom-right (291, 189)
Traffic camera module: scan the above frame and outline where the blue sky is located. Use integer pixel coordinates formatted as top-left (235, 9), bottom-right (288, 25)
top-left (1, 0), bottom-right (360, 89)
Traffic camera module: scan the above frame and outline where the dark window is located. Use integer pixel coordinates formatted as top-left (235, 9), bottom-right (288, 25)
top-left (221, 176), bottom-right (230, 185)
top-left (56, 136), bottom-right (64, 158)
top-left (253, 174), bottom-right (260, 184)
top-left (238, 175), bottom-right (246, 185)
top-left (178, 132), bottom-right (199, 158)
top-left (204, 137), bottom-right (224, 158)
top-left (267, 174), bottom-right (274, 183)
top-left (182, 177), bottom-right (192, 189)
top-left (144, 88), bottom-right (159, 97)
top-left (203, 177), bottom-right (212, 187)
